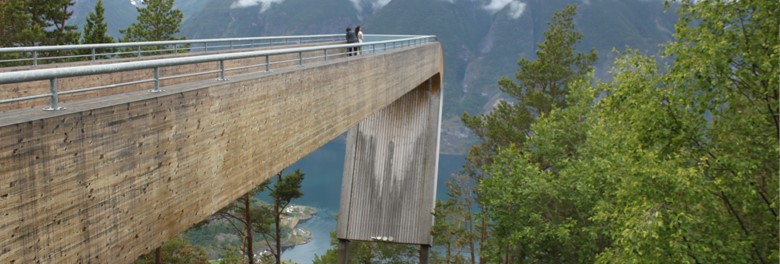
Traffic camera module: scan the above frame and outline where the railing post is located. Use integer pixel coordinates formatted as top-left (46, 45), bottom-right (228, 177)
top-left (33, 51), bottom-right (38, 66)
top-left (218, 60), bottom-right (227, 80)
top-left (299, 51), bottom-right (303, 66)
top-left (204, 43), bottom-right (208, 52)
top-left (137, 45), bottom-right (142, 57)
top-left (43, 78), bottom-right (65, 111)
top-left (230, 40), bottom-right (234, 50)
top-left (265, 55), bottom-right (270, 72)
top-left (91, 48), bottom-right (96, 61)
top-left (151, 66), bottom-right (162, 93)
top-left (324, 49), bottom-right (328, 61)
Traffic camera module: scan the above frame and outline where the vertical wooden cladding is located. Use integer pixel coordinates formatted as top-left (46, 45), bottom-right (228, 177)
top-left (0, 43), bottom-right (443, 263)
top-left (338, 76), bottom-right (443, 246)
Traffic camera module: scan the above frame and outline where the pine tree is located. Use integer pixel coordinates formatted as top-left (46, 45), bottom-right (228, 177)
top-left (204, 169), bottom-right (305, 264)
top-left (1, 0), bottom-right (79, 47)
top-left (27, 0), bottom-right (79, 46)
top-left (462, 4), bottom-right (597, 159)
top-left (263, 169), bottom-right (304, 264)
top-left (0, 0), bottom-right (38, 48)
top-left (446, 4), bottom-right (597, 262)
top-left (82, 0), bottom-right (113, 44)
top-left (80, 0), bottom-right (115, 60)
top-left (0, 0), bottom-right (77, 64)
top-left (47, 0), bottom-right (79, 46)
top-left (120, 0), bottom-right (184, 42)
top-left (210, 184), bottom-right (270, 264)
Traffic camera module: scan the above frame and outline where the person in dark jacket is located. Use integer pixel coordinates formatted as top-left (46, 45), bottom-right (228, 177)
top-left (345, 27), bottom-right (357, 56)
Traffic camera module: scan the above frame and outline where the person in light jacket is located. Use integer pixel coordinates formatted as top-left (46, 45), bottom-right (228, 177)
top-left (345, 27), bottom-right (357, 56)
top-left (355, 26), bottom-right (364, 55)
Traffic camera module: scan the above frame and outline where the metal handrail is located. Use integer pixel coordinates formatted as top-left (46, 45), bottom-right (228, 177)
top-left (0, 35), bottom-right (438, 111)
top-left (0, 34), bottom-right (345, 66)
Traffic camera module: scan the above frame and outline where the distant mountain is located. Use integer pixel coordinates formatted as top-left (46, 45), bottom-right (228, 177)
top-left (180, 0), bottom-right (362, 38)
top-left (367, 0), bottom-right (675, 153)
top-left (69, 0), bottom-right (677, 154)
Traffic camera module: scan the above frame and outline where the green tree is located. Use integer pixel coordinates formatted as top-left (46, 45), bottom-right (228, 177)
top-left (81, 0), bottom-right (114, 60)
top-left (201, 169), bottom-right (306, 264)
top-left (0, 0), bottom-right (36, 65)
top-left (258, 169), bottom-right (305, 264)
top-left (0, 0), bottom-right (37, 47)
top-left (134, 235), bottom-right (209, 264)
top-left (0, 0), bottom-right (78, 64)
top-left (1, 0), bottom-right (78, 47)
top-left (81, 0), bottom-right (113, 44)
top-left (481, 0), bottom-right (778, 263)
top-left (211, 184), bottom-right (271, 264)
top-left (218, 246), bottom-right (243, 264)
top-left (27, 0), bottom-right (79, 46)
top-left (120, 0), bottom-right (184, 42)
top-left (590, 0), bottom-right (779, 262)
top-left (481, 76), bottom-right (603, 263)
top-left (461, 4), bottom-right (597, 157)
top-left (449, 4), bottom-right (597, 262)
top-left (431, 174), bottom-right (477, 263)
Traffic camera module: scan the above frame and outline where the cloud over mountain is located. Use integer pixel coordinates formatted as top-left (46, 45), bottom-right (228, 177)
top-left (483, 0), bottom-right (526, 19)
top-left (230, 0), bottom-right (285, 12)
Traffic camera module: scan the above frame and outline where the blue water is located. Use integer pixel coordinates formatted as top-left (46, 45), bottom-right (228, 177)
top-left (278, 138), bottom-right (465, 263)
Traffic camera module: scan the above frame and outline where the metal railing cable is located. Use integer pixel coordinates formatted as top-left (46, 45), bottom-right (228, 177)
top-left (0, 34), bottom-right (345, 66)
top-left (0, 35), bottom-right (437, 111)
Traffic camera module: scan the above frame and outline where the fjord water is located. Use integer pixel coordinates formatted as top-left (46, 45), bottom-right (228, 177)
top-left (278, 139), bottom-right (465, 263)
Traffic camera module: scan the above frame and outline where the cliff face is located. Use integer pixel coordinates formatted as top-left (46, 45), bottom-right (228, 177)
top-left (70, 0), bottom-right (677, 154)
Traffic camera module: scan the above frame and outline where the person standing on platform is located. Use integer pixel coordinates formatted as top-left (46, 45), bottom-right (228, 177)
top-left (355, 26), bottom-right (364, 55)
top-left (345, 27), bottom-right (357, 56)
